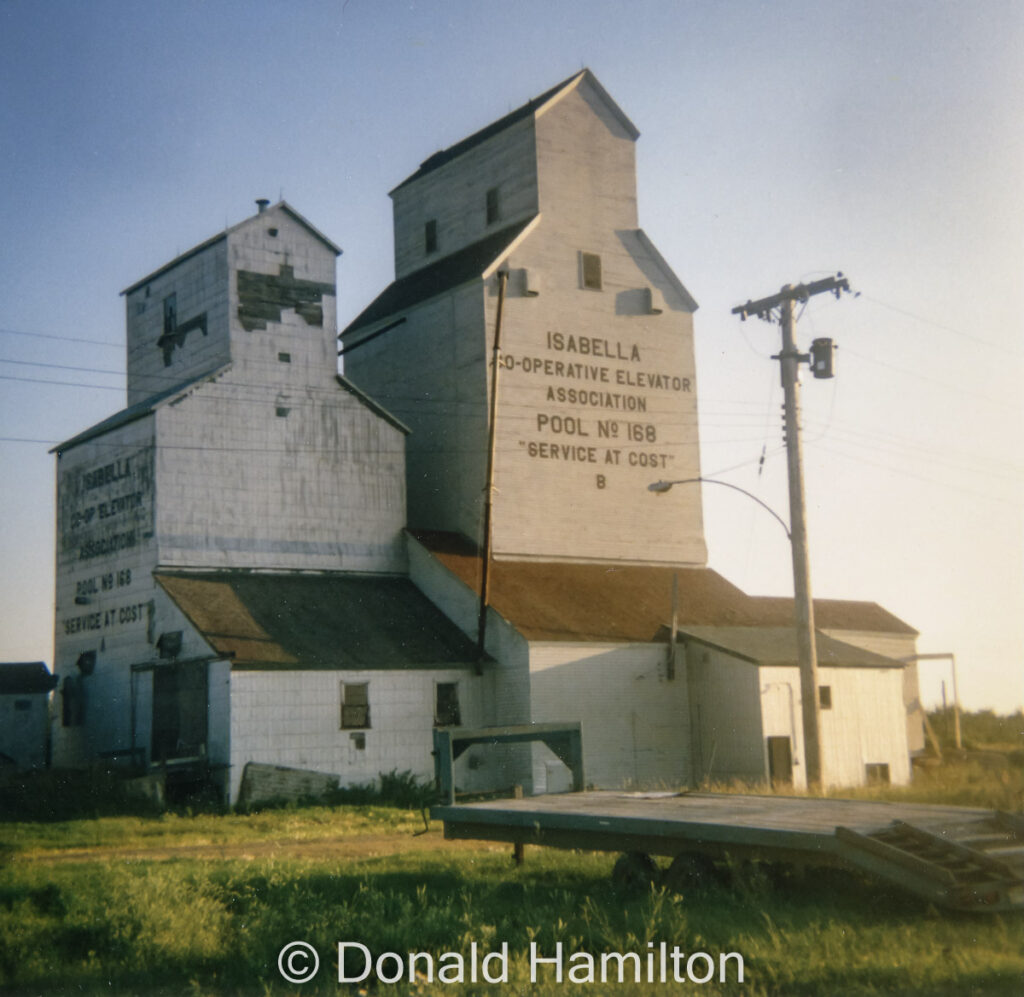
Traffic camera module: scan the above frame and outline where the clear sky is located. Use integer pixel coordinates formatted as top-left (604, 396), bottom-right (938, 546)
top-left (1, 0), bottom-right (1021, 712)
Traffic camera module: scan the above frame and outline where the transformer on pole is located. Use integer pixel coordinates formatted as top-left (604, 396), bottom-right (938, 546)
top-left (732, 273), bottom-right (851, 788)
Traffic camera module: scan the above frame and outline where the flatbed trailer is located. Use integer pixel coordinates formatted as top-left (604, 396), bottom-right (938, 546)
top-left (431, 726), bottom-right (1024, 913)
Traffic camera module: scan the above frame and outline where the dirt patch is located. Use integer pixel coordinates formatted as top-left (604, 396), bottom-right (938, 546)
top-left (20, 829), bottom-right (508, 865)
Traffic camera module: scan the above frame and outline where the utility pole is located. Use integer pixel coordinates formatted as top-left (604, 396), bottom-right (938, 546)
top-left (732, 274), bottom-right (850, 789)
top-left (476, 269), bottom-right (509, 666)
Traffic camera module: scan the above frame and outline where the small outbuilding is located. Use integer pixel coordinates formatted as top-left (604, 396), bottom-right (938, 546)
top-left (0, 662), bottom-right (58, 768)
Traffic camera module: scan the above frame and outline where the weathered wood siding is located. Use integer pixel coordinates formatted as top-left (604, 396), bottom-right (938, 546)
top-left (154, 375), bottom-right (406, 573)
top-left (391, 117), bottom-right (539, 280)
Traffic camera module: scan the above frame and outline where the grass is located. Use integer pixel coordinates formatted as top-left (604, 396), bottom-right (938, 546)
top-left (0, 804), bottom-right (422, 857)
top-left (1, 717), bottom-right (1022, 996)
top-left (2, 846), bottom-right (1022, 995)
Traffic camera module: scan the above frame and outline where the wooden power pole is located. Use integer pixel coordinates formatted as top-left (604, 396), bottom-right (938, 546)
top-left (732, 274), bottom-right (850, 789)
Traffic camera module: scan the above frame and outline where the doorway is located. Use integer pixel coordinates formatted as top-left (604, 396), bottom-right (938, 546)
top-left (767, 735), bottom-right (793, 788)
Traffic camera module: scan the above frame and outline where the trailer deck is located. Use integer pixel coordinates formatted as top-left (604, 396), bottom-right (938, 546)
top-left (432, 790), bottom-right (1024, 912)
top-left (430, 724), bottom-right (1024, 912)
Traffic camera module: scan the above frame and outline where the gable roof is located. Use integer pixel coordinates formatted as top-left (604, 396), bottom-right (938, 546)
top-left (155, 570), bottom-right (480, 670)
top-left (121, 201), bottom-right (340, 297)
top-left (678, 626), bottom-right (903, 669)
top-left (341, 218), bottom-right (534, 337)
top-left (0, 663), bottom-right (58, 694)
top-left (391, 69), bottom-right (637, 194)
top-left (51, 363), bottom-right (230, 454)
top-left (410, 530), bottom-right (917, 643)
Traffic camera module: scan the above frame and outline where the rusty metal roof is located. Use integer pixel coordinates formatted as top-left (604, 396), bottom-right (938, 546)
top-left (410, 530), bottom-right (917, 642)
top-left (155, 570), bottom-right (479, 670)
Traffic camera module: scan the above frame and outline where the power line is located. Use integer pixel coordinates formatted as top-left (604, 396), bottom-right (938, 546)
top-left (0, 326), bottom-right (123, 348)
top-left (859, 294), bottom-right (1023, 357)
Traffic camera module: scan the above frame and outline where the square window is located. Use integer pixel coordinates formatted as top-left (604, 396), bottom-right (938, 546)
top-left (486, 187), bottom-right (500, 225)
top-left (278, 352), bottom-right (291, 363)
top-left (435, 682), bottom-right (461, 727)
top-left (424, 219), bottom-right (438, 254)
top-left (865, 763), bottom-right (890, 785)
top-left (580, 252), bottom-right (602, 290)
top-left (341, 682), bottom-right (370, 729)
top-left (818, 685), bottom-right (832, 710)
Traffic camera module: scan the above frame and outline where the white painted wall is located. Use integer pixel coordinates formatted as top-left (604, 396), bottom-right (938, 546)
top-left (125, 240), bottom-right (231, 406)
top-left (391, 116), bottom-right (539, 279)
top-left (528, 642), bottom-right (689, 791)
top-left (823, 628), bottom-right (924, 754)
top-left (0, 692), bottom-right (51, 768)
top-left (817, 664), bottom-right (911, 787)
top-left (154, 373), bottom-right (406, 573)
top-left (227, 667), bottom-right (489, 804)
top-left (52, 416), bottom-right (160, 767)
top-left (686, 645), bottom-right (768, 786)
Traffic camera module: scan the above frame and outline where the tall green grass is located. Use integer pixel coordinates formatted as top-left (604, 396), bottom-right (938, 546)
top-left (2, 849), bottom-right (1022, 995)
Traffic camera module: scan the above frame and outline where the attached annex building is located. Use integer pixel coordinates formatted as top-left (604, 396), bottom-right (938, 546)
top-left (50, 70), bottom-right (922, 802)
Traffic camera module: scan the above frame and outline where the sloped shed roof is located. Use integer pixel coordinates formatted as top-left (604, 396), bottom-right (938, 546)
top-left (341, 219), bottom-right (533, 336)
top-left (678, 626), bottom-right (903, 669)
top-left (0, 663), bottom-right (58, 694)
top-left (156, 571), bottom-right (479, 670)
top-left (411, 530), bottom-right (917, 643)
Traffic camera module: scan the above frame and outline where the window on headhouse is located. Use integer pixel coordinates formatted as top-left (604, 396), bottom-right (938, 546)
top-left (341, 682), bottom-right (370, 729)
top-left (486, 187), bottom-right (500, 225)
top-left (424, 219), bottom-right (438, 254)
top-left (818, 685), bottom-right (832, 710)
top-left (435, 682), bottom-right (461, 727)
top-left (865, 763), bottom-right (891, 785)
top-left (581, 252), bottom-right (602, 290)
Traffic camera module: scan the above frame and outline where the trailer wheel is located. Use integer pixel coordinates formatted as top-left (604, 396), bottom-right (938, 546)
top-left (612, 851), bottom-right (659, 893)
top-left (663, 852), bottom-right (720, 893)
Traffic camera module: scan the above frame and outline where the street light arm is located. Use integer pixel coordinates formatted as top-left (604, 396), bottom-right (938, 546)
top-left (649, 476), bottom-right (792, 541)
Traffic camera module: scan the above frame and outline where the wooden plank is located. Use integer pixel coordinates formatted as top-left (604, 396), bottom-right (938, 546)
top-left (835, 826), bottom-right (957, 886)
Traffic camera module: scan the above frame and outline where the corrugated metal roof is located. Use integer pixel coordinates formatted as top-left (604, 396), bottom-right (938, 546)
top-left (410, 530), bottom-right (917, 642)
top-left (678, 626), bottom-right (903, 669)
top-left (0, 662), bottom-right (58, 694)
top-left (50, 364), bottom-right (230, 454)
top-left (341, 219), bottom-right (534, 337)
top-left (155, 570), bottom-right (480, 670)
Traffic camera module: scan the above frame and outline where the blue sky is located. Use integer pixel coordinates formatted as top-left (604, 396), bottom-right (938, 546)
top-left (1, 0), bottom-right (1021, 710)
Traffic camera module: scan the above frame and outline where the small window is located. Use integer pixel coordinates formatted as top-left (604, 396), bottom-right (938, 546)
top-left (435, 682), bottom-right (461, 727)
top-left (424, 219), bottom-right (438, 254)
top-left (865, 763), bottom-right (891, 785)
top-left (581, 252), bottom-right (602, 290)
top-left (485, 187), bottom-right (500, 225)
top-left (156, 631), bottom-right (183, 660)
top-left (341, 682), bottom-right (370, 729)
top-left (818, 685), bottom-right (832, 710)
top-left (275, 406), bottom-right (290, 418)
top-left (277, 352), bottom-right (291, 363)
